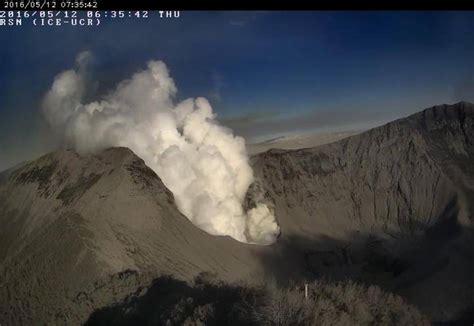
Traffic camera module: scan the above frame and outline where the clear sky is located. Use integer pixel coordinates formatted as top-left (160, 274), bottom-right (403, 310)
top-left (0, 11), bottom-right (473, 169)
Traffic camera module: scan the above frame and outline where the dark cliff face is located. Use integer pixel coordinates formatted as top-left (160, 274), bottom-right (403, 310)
top-left (251, 102), bottom-right (474, 322)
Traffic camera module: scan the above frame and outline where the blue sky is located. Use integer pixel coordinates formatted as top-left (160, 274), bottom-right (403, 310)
top-left (0, 11), bottom-right (473, 169)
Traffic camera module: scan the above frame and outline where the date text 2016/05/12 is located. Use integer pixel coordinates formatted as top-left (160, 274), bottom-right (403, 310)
top-left (3, 1), bottom-right (98, 10)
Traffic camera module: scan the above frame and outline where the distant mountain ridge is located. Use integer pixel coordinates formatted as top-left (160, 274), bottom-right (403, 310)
top-left (247, 130), bottom-right (361, 155)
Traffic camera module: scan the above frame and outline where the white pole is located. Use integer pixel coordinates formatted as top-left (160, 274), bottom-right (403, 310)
top-left (305, 283), bottom-right (308, 299)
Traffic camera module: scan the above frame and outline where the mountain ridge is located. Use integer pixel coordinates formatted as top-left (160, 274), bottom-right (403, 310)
top-left (249, 101), bottom-right (473, 321)
top-left (0, 147), bottom-right (265, 325)
top-left (0, 101), bottom-right (472, 324)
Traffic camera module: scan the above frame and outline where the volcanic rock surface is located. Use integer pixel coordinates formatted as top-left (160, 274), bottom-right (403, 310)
top-left (0, 102), bottom-right (472, 324)
top-left (0, 148), bottom-right (263, 325)
top-left (250, 101), bottom-right (473, 322)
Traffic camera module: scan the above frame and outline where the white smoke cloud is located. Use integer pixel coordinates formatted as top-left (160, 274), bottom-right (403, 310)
top-left (42, 52), bottom-right (280, 245)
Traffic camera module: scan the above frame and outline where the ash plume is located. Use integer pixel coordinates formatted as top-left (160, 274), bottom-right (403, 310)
top-left (42, 52), bottom-right (280, 245)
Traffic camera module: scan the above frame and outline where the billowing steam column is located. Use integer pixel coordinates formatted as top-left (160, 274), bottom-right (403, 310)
top-left (42, 52), bottom-right (280, 245)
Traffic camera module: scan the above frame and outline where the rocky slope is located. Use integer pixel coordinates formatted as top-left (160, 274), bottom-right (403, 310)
top-left (250, 101), bottom-right (473, 322)
top-left (0, 102), bottom-right (472, 325)
top-left (0, 148), bottom-right (264, 325)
